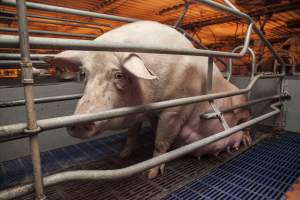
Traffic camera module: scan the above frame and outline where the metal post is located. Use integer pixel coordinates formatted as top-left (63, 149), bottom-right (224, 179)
top-left (16, 0), bottom-right (45, 199)
top-left (207, 57), bottom-right (214, 93)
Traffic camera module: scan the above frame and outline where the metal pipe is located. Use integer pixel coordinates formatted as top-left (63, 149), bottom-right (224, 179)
top-left (220, 0), bottom-right (286, 74)
top-left (176, 27), bottom-right (228, 69)
top-left (174, 0), bottom-right (189, 29)
top-left (1, 0), bottom-right (285, 70)
top-left (0, 10), bottom-right (113, 28)
top-left (0, 27), bottom-right (97, 38)
top-left (0, 93), bottom-right (82, 108)
top-left (16, 1), bottom-right (45, 199)
top-left (0, 73), bottom-right (283, 140)
top-left (0, 101), bottom-right (282, 199)
top-left (190, 0), bottom-right (285, 72)
top-left (1, 0), bottom-right (138, 23)
top-left (0, 53), bottom-right (54, 60)
top-left (228, 46), bottom-right (256, 81)
top-left (0, 23), bottom-right (253, 58)
top-left (0, 15), bottom-right (105, 33)
top-left (201, 94), bottom-right (282, 119)
top-left (0, 60), bottom-right (47, 65)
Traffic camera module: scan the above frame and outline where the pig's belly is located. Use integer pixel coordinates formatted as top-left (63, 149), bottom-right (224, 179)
top-left (176, 115), bottom-right (243, 158)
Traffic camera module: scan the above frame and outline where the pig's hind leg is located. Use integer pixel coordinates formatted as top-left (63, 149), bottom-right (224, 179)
top-left (120, 122), bottom-right (142, 159)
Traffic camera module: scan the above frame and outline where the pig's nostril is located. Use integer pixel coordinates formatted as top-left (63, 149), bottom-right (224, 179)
top-left (84, 126), bottom-right (91, 131)
top-left (69, 126), bottom-right (76, 131)
top-left (83, 123), bottom-right (95, 132)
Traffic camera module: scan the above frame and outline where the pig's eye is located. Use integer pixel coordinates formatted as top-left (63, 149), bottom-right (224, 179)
top-left (114, 72), bottom-right (124, 80)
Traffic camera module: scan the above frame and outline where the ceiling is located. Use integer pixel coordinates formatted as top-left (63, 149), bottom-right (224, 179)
top-left (0, 0), bottom-right (300, 60)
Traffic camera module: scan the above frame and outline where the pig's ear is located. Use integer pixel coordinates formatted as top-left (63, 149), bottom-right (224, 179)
top-left (41, 54), bottom-right (82, 71)
top-left (42, 56), bottom-right (55, 65)
top-left (123, 54), bottom-right (158, 80)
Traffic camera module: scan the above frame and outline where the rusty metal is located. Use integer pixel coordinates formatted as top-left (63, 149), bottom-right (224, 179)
top-left (16, 0), bottom-right (45, 199)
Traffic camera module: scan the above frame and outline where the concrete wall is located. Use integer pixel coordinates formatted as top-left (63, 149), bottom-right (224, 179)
top-left (0, 82), bottom-right (84, 161)
top-left (0, 76), bottom-right (299, 162)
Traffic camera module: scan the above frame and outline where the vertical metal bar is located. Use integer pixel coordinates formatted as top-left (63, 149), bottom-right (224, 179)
top-left (16, 0), bottom-right (45, 199)
top-left (207, 57), bottom-right (214, 93)
top-left (207, 57), bottom-right (230, 130)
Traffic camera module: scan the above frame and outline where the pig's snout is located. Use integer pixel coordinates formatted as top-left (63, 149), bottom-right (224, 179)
top-left (67, 122), bottom-right (97, 139)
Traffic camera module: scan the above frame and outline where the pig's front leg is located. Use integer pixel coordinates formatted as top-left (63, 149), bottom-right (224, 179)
top-left (148, 111), bottom-right (184, 179)
top-left (120, 122), bottom-right (142, 159)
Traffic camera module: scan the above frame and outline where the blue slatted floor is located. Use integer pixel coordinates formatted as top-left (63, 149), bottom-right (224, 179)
top-left (1, 131), bottom-right (300, 200)
top-left (0, 130), bottom-right (153, 190)
top-left (163, 132), bottom-right (300, 200)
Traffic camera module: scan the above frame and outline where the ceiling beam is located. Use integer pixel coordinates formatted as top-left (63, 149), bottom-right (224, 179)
top-left (182, 0), bottom-right (300, 30)
top-left (287, 20), bottom-right (300, 29)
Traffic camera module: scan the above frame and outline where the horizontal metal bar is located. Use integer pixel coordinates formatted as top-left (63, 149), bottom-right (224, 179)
top-left (0, 27), bottom-right (97, 38)
top-left (0, 23), bottom-right (252, 58)
top-left (0, 93), bottom-right (82, 108)
top-left (0, 73), bottom-right (283, 140)
top-left (0, 60), bottom-right (49, 67)
top-left (0, 101), bottom-right (282, 199)
top-left (0, 53), bottom-right (54, 60)
top-left (0, 16), bottom-right (104, 33)
top-left (1, 0), bottom-right (138, 23)
top-left (201, 94), bottom-right (282, 119)
top-left (1, 10), bottom-right (113, 28)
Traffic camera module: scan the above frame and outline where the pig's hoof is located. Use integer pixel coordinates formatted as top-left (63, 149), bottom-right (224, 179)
top-left (226, 147), bottom-right (233, 154)
top-left (148, 164), bottom-right (165, 179)
top-left (148, 167), bottom-right (160, 179)
top-left (119, 147), bottom-right (132, 159)
top-left (242, 133), bottom-right (252, 147)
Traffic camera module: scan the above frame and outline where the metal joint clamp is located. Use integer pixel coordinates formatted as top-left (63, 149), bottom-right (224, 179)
top-left (21, 62), bottom-right (34, 84)
top-left (24, 126), bottom-right (41, 135)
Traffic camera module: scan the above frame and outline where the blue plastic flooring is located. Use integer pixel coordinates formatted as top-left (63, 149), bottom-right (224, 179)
top-left (163, 132), bottom-right (300, 200)
top-left (1, 131), bottom-right (300, 200)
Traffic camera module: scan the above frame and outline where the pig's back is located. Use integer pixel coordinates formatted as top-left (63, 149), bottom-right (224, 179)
top-left (95, 21), bottom-right (194, 49)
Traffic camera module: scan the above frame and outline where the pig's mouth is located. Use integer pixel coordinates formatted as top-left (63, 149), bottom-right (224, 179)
top-left (66, 120), bottom-right (108, 139)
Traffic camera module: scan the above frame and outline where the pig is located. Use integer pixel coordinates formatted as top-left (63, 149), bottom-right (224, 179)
top-left (43, 21), bottom-right (251, 179)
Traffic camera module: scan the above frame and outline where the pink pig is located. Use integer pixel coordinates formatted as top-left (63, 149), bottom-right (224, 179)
top-left (44, 21), bottom-right (251, 179)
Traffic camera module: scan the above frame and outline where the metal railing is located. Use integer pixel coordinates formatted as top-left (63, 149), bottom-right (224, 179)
top-left (0, 0), bottom-right (288, 199)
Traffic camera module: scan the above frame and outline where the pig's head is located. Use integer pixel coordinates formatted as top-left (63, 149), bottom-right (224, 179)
top-left (43, 51), bottom-right (157, 139)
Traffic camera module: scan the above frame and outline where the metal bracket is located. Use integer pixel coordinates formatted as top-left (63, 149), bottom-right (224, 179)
top-left (24, 126), bottom-right (41, 134)
top-left (21, 62), bottom-right (34, 84)
top-left (209, 101), bottom-right (230, 130)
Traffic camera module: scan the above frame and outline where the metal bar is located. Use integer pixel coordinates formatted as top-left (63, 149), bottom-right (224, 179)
top-left (0, 53), bottom-right (54, 60)
top-left (228, 46), bottom-right (256, 81)
top-left (209, 101), bottom-right (230, 129)
top-left (201, 94), bottom-right (282, 119)
top-left (0, 23), bottom-right (253, 58)
top-left (1, 0), bottom-right (285, 71)
top-left (174, 0), bottom-right (189, 29)
top-left (0, 60), bottom-right (47, 65)
top-left (1, 10), bottom-right (113, 28)
top-left (0, 93), bottom-right (82, 108)
top-left (189, 0), bottom-right (285, 73)
top-left (0, 15), bottom-right (105, 33)
top-left (0, 27), bottom-right (97, 38)
top-left (16, 1), bottom-right (45, 199)
top-left (176, 27), bottom-right (228, 69)
top-left (183, 0), bottom-right (300, 29)
top-left (0, 102), bottom-right (282, 199)
top-left (207, 57), bottom-right (213, 93)
top-left (1, 0), bottom-right (138, 23)
top-left (0, 73), bottom-right (283, 140)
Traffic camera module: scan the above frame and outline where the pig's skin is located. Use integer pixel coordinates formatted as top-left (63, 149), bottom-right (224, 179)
top-left (44, 21), bottom-right (251, 179)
